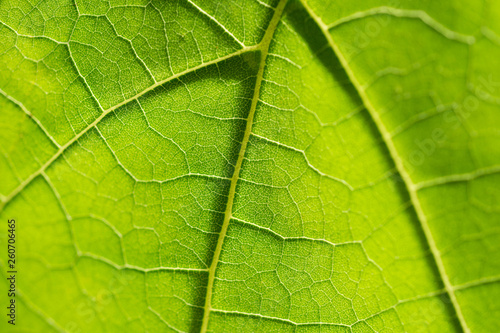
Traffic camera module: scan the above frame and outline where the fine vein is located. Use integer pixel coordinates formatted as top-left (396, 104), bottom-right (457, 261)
top-left (199, 1), bottom-right (288, 331)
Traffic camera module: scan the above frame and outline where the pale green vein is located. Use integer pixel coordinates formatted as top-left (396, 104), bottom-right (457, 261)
top-left (199, 1), bottom-right (288, 331)
top-left (209, 308), bottom-right (351, 328)
top-left (0, 45), bottom-right (258, 211)
top-left (482, 26), bottom-right (500, 46)
top-left (210, 288), bottom-right (449, 329)
top-left (103, 14), bottom-right (157, 83)
top-left (414, 164), bottom-right (500, 190)
top-left (209, 290), bottom-right (451, 329)
top-left (250, 132), bottom-right (354, 190)
top-left (94, 126), bottom-right (231, 185)
top-left (0, 20), bottom-right (68, 45)
top-left (453, 275), bottom-right (500, 292)
top-left (186, 0), bottom-right (246, 48)
top-left (0, 87), bottom-right (61, 148)
top-left (231, 216), bottom-right (362, 248)
top-left (301, 1), bottom-right (471, 332)
top-left (148, 306), bottom-right (184, 333)
top-left (327, 6), bottom-right (476, 45)
top-left (0, 269), bottom-right (66, 333)
top-left (79, 252), bottom-right (209, 273)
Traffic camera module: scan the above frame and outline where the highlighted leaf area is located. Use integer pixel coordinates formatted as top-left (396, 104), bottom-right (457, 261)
top-left (1, 0), bottom-right (499, 332)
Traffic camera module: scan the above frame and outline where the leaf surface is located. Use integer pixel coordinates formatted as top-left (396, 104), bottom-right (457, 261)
top-left (1, 0), bottom-right (499, 332)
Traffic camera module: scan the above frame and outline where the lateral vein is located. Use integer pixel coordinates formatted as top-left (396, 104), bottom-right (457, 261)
top-left (0, 46), bottom-right (258, 211)
top-left (300, 1), bottom-right (470, 332)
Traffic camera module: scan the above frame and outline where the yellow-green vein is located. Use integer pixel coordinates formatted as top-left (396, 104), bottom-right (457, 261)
top-left (199, 0), bottom-right (289, 331)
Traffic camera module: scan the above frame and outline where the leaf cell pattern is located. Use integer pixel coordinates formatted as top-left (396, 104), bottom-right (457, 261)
top-left (0, 0), bottom-right (499, 332)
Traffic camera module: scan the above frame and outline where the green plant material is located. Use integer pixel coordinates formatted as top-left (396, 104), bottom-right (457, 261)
top-left (1, 0), bottom-right (499, 332)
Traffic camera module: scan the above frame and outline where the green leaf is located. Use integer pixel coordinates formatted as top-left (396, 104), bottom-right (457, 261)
top-left (1, 0), bottom-right (499, 332)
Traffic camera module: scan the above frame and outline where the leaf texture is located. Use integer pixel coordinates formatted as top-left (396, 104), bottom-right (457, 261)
top-left (0, 0), bottom-right (499, 332)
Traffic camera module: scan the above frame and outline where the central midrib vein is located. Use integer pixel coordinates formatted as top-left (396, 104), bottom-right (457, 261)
top-left (199, 0), bottom-right (288, 331)
top-left (300, 1), bottom-right (470, 332)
